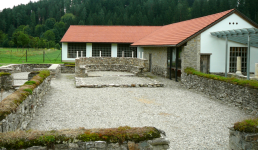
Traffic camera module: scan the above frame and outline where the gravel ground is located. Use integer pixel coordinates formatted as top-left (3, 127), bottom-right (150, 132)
top-left (76, 76), bottom-right (160, 85)
top-left (27, 73), bottom-right (252, 149)
top-left (88, 71), bottom-right (135, 77)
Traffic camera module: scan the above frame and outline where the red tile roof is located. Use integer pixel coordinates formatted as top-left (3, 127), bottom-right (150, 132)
top-left (61, 9), bottom-right (236, 46)
top-left (132, 9), bottom-right (234, 46)
top-left (60, 26), bottom-right (162, 43)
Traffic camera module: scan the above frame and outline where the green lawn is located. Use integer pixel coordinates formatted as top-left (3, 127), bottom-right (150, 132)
top-left (0, 48), bottom-right (62, 64)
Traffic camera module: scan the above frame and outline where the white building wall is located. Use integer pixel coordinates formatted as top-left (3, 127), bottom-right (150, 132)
top-left (62, 43), bottom-right (75, 62)
top-left (86, 43), bottom-right (92, 57)
top-left (201, 13), bottom-right (258, 73)
top-left (111, 44), bottom-right (117, 57)
top-left (137, 47), bottom-right (144, 58)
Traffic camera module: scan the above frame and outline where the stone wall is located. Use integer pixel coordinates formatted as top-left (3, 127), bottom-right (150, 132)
top-left (0, 64), bottom-right (52, 73)
top-left (33, 64), bottom-right (61, 79)
top-left (229, 127), bottom-right (258, 149)
top-left (61, 64), bottom-right (75, 73)
top-left (0, 74), bottom-right (13, 91)
top-left (0, 76), bottom-right (51, 132)
top-left (75, 57), bottom-right (148, 77)
top-left (181, 35), bottom-right (201, 73)
top-left (0, 138), bottom-right (170, 150)
top-left (181, 73), bottom-right (258, 115)
top-left (143, 47), bottom-right (168, 77)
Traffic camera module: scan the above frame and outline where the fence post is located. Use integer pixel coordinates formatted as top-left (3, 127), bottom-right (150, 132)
top-left (26, 50), bottom-right (27, 62)
top-left (43, 50), bottom-right (45, 62)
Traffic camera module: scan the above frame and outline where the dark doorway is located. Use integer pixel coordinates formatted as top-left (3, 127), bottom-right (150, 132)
top-left (200, 55), bottom-right (210, 74)
top-left (149, 53), bottom-right (152, 72)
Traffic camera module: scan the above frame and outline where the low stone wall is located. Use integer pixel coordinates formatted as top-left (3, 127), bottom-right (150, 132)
top-left (0, 138), bottom-right (170, 150)
top-left (61, 64), bottom-right (75, 73)
top-left (0, 76), bottom-right (51, 132)
top-left (0, 74), bottom-right (13, 91)
top-left (229, 128), bottom-right (258, 149)
top-left (33, 64), bottom-right (61, 79)
top-left (0, 64), bottom-right (52, 73)
top-left (75, 57), bottom-right (148, 77)
top-left (181, 73), bottom-right (258, 115)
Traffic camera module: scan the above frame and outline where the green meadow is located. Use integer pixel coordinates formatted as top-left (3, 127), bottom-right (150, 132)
top-left (0, 48), bottom-right (62, 65)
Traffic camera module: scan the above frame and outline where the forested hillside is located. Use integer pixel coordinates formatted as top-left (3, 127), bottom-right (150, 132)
top-left (0, 0), bottom-right (257, 49)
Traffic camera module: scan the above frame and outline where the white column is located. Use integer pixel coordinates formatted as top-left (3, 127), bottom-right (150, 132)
top-left (225, 37), bottom-right (228, 77)
top-left (247, 35), bottom-right (251, 80)
top-left (236, 56), bottom-right (242, 75)
top-left (132, 51), bottom-right (134, 58)
top-left (138, 52), bottom-right (141, 58)
top-left (255, 63), bottom-right (258, 78)
top-left (122, 51), bottom-right (124, 57)
top-left (100, 51), bottom-right (102, 57)
top-left (77, 51), bottom-right (79, 58)
top-left (62, 43), bottom-right (68, 61)
top-left (142, 52), bottom-right (144, 59)
top-left (111, 44), bottom-right (117, 57)
top-left (81, 51), bottom-right (83, 57)
top-left (86, 43), bottom-right (92, 57)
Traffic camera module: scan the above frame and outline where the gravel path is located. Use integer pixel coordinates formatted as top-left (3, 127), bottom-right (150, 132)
top-left (76, 76), bottom-right (160, 85)
top-left (27, 73), bottom-right (251, 149)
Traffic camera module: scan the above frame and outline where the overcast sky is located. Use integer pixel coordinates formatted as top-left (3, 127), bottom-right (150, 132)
top-left (0, 0), bottom-right (39, 11)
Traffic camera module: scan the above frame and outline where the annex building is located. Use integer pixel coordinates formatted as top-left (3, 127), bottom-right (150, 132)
top-left (61, 9), bottom-right (258, 78)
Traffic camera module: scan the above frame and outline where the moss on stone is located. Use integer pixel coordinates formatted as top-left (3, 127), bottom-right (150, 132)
top-left (24, 81), bottom-right (37, 85)
top-left (234, 118), bottom-right (258, 133)
top-left (185, 67), bottom-right (258, 89)
top-left (0, 126), bottom-right (161, 149)
top-left (0, 72), bottom-right (11, 76)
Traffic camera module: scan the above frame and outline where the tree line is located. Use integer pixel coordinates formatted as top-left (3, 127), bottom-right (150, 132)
top-left (0, 0), bottom-right (257, 48)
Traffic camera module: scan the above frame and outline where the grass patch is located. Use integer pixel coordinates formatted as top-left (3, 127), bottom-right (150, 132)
top-left (0, 72), bottom-right (11, 76)
top-left (185, 67), bottom-right (258, 89)
top-left (234, 118), bottom-right (258, 133)
top-left (0, 70), bottom-right (50, 121)
top-left (0, 126), bottom-right (160, 149)
top-left (0, 48), bottom-right (62, 64)
top-left (23, 89), bottom-right (33, 94)
top-left (24, 81), bottom-right (36, 85)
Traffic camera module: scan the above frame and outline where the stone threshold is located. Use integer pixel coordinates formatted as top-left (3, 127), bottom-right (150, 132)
top-left (76, 83), bottom-right (164, 88)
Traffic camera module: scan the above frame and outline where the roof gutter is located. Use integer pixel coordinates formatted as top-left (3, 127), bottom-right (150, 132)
top-left (130, 45), bottom-right (176, 47)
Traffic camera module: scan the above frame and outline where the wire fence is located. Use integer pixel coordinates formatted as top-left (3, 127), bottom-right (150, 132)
top-left (0, 48), bottom-right (62, 64)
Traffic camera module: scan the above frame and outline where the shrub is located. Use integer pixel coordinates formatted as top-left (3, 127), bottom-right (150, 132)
top-left (234, 118), bottom-right (258, 133)
top-left (184, 67), bottom-right (258, 89)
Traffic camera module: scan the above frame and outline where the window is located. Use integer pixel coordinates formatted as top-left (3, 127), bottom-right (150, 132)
top-left (229, 47), bottom-right (247, 73)
top-left (92, 43), bottom-right (111, 57)
top-left (68, 43), bottom-right (86, 58)
top-left (117, 44), bottom-right (137, 57)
